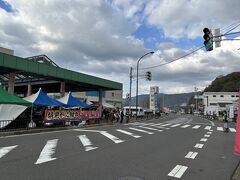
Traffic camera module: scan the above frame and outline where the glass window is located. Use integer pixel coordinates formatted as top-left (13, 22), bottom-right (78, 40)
top-left (220, 95), bottom-right (224, 97)
top-left (213, 95), bottom-right (216, 97)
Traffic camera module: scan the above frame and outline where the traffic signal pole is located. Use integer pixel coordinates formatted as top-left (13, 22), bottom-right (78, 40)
top-left (129, 67), bottom-right (132, 123)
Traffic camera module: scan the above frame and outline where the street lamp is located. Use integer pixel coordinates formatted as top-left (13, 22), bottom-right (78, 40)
top-left (136, 51), bottom-right (154, 120)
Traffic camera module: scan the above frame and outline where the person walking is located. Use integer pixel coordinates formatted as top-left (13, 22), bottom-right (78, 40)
top-left (120, 109), bottom-right (124, 123)
top-left (223, 111), bottom-right (229, 132)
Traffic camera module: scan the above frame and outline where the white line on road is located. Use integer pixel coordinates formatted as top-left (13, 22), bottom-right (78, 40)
top-left (204, 134), bottom-right (210, 137)
top-left (138, 126), bottom-right (163, 132)
top-left (161, 123), bottom-right (171, 127)
top-left (185, 151), bottom-right (198, 159)
top-left (171, 124), bottom-right (182, 127)
top-left (0, 145), bottom-right (18, 159)
top-left (116, 129), bottom-right (141, 138)
top-left (73, 129), bottom-right (104, 133)
top-left (194, 143), bottom-right (204, 149)
top-left (192, 125), bottom-right (201, 129)
top-left (205, 126), bottom-right (211, 130)
top-left (129, 127), bottom-right (154, 135)
top-left (181, 125), bottom-right (191, 128)
top-left (78, 135), bottom-right (98, 151)
top-left (100, 132), bottom-right (124, 144)
top-left (207, 132), bottom-right (212, 134)
top-left (229, 128), bottom-right (236, 132)
top-left (35, 139), bottom-right (58, 165)
top-left (168, 165), bottom-right (188, 178)
top-left (200, 138), bottom-right (208, 142)
top-left (217, 127), bottom-right (223, 131)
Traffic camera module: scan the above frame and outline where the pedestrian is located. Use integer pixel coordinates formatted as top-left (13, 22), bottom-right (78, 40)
top-left (223, 111), bottom-right (229, 132)
top-left (120, 109), bottom-right (124, 123)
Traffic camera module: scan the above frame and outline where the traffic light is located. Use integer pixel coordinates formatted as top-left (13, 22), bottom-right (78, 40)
top-left (146, 71), bottom-right (151, 81)
top-left (203, 27), bottom-right (213, 51)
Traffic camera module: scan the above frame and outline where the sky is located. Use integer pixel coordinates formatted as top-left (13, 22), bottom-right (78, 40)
top-left (0, 0), bottom-right (240, 97)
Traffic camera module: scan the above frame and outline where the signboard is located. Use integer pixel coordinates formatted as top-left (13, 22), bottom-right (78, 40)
top-left (45, 109), bottom-right (100, 121)
top-left (229, 105), bottom-right (234, 119)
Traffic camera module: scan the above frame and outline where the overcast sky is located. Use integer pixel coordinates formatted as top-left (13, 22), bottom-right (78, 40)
top-left (0, 0), bottom-right (240, 97)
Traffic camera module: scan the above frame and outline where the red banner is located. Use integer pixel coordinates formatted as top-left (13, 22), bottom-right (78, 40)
top-left (234, 90), bottom-right (240, 156)
top-left (45, 109), bottom-right (100, 121)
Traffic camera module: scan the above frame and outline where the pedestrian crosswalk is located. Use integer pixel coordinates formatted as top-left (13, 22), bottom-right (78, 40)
top-left (0, 121), bottom-right (237, 165)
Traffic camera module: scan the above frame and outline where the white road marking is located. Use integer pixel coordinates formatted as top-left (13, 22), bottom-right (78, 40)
top-left (116, 129), bottom-right (141, 138)
top-left (0, 145), bottom-right (18, 159)
top-left (205, 126), bottom-right (211, 130)
top-left (138, 126), bottom-right (163, 132)
top-left (168, 165), bottom-right (188, 178)
top-left (229, 128), bottom-right (236, 132)
top-left (194, 143), bottom-right (204, 149)
top-left (181, 125), bottom-right (190, 128)
top-left (73, 129), bottom-right (104, 133)
top-left (207, 132), bottom-right (212, 134)
top-left (171, 124), bottom-right (182, 127)
top-left (129, 127), bottom-right (154, 135)
top-left (35, 139), bottom-right (58, 164)
top-left (217, 127), bottom-right (223, 131)
top-left (200, 138), bottom-right (208, 142)
top-left (204, 135), bottom-right (210, 137)
top-left (78, 135), bottom-right (98, 151)
top-left (192, 125), bottom-right (201, 129)
top-left (154, 126), bottom-right (170, 130)
top-left (185, 151), bottom-right (198, 159)
top-left (100, 132), bottom-right (124, 144)
top-left (161, 123), bottom-right (171, 127)
top-left (209, 129), bottom-right (213, 132)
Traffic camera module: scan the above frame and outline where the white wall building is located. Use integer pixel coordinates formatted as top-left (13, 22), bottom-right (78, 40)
top-left (149, 86), bottom-right (159, 113)
top-left (203, 92), bottom-right (239, 116)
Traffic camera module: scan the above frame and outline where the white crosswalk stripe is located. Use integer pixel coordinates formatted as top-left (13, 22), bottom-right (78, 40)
top-left (192, 125), bottom-right (201, 129)
top-left (171, 124), bottom-right (182, 127)
top-left (129, 127), bottom-right (154, 135)
top-left (229, 128), bottom-right (236, 132)
top-left (217, 127), bottom-right (224, 131)
top-left (161, 123), bottom-right (171, 127)
top-left (204, 134), bottom-right (210, 137)
top-left (181, 124), bottom-right (190, 128)
top-left (185, 151), bottom-right (198, 159)
top-left (138, 126), bottom-right (163, 132)
top-left (100, 132), bottom-right (124, 144)
top-left (205, 126), bottom-right (211, 130)
top-left (35, 139), bottom-right (58, 165)
top-left (78, 135), bottom-right (98, 151)
top-left (0, 145), bottom-right (18, 159)
top-left (116, 129), bottom-right (141, 138)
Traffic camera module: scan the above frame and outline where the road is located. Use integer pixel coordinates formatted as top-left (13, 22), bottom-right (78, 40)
top-left (0, 114), bottom-right (239, 180)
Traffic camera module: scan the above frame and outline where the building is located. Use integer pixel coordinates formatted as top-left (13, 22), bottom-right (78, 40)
top-left (203, 92), bottom-right (239, 116)
top-left (149, 86), bottom-right (159, 113)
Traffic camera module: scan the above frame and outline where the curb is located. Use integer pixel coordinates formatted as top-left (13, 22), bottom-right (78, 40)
top-left (231, 160), bottom-right (240, 180)
top-left (0, 122), bottom-right (113, 137)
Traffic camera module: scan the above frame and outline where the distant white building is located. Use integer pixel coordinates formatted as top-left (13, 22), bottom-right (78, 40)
top-left (203, 92), bottom-right (239, 116)
top-left (149, 86), bottom-right (159, 114)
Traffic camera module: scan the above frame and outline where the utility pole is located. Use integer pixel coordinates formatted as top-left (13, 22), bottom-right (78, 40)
top-left (194, 87), bottom-right (198, 112)
top-left (129, 67), bottom-right (133, 123)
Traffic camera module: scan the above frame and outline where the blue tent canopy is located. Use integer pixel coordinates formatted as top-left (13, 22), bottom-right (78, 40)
top-left (24, 88), bottom-right (66, 107)
top-left (58, 92), bottom-right (91, 108)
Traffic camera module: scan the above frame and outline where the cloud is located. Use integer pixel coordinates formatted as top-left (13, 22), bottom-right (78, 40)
top-left (1, 0), bottom-right (240, 97)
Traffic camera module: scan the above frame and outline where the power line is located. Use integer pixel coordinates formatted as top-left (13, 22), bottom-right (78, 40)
top-left (139, 21), bottom-right (240, 70)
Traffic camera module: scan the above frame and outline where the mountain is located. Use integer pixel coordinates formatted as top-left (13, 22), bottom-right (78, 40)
top-left (123, 92), bottom-right (195, 109)
top-left (204, 72), bottom-right (240, 92)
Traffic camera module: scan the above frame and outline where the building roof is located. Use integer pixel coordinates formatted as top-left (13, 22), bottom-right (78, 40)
top-left (0, 52), bottom-right (122, 94)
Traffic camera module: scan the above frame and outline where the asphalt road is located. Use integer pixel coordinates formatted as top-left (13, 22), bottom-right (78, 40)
top-left (0, 114), bottom-right (239, 180)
